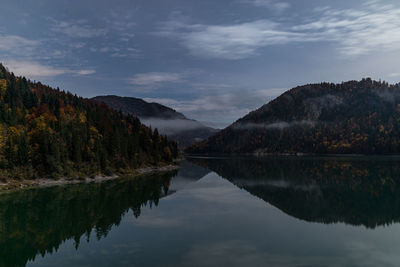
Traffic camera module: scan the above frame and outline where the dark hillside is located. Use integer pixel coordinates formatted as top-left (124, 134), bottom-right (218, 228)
top-left (92, 95), bottom-right (186, 119)
top-left (187, 78), bottom-right (400, 154)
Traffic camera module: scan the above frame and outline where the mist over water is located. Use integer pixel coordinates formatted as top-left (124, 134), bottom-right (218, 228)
top-left (140, 118), bottom-right (207, 135)
top-left (233, 120), bottom-right (316, 130)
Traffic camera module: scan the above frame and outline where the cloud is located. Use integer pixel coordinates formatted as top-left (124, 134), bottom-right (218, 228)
top-left (110, 47), bottom-right (141, 58)
top-left (89, 45), bottom-right (140, 59)
top-left (156, 19), bottom-right (311, 60)
top-left (0, 35), bottom-right (39, 52)
top-left (5, 60), bottom-right (95, 78)
top-left (157, 1), bottom-right (400, 59)
top-left (292, 2), bottom-right (400, 56)
top-left (6, 60), bottom-right (66, 78)
top-left (106, 10), bottom-right (137, 37)
top-left (144, 88), bottom-right (286, 128)
top-left (240, 0), bottom-right (290, 11)
top-left (52, 20), bottom-right (106, 38)
top-left (129, 72), bottom-right (184, 86)
top-left (75, 69), bottom-right (96, 75)
top-left (48, 16), bottom-right (140, 59)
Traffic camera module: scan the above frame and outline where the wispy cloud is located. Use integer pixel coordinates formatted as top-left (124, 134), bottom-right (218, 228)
top-left (6, 60), bottom-right (66, 78)
top-left (52, 20), bottom-right (106, 38)
top-left (0, 34), bottom-right (40, 54)
top-left (156, 19), bottom-right (311, 60)
top-left (233, 120), bottom-right (316, 130)
top-left (107, 10), bottom-right (137, 39)
top-left (157, 1), bottom-right (400, 59)
top-left (75, 69), bottom-right (96, 75)
top-left (5, 60), bottom-right (95, 78)
top-left (110, 47), bottom-right (141, 58)
top-left (129, 72), bottom-right (184, 86)
top-left (89, 44), bottom-right (141, 58)
top-left (293, 2), bottom-right (400, 56)
top-left (240, 0), bottom-right (290, 11)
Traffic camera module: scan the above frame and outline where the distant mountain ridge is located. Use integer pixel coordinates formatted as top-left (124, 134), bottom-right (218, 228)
top-left (92, 95), bottom-right (217, 148)
top-left (92, 95), bottom-right (186, 119)
top-left (186, 78), bottom-right (400, 154)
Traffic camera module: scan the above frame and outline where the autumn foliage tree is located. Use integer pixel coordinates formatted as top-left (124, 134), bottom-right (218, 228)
top-left (0, 63), bottom-right (178, 179)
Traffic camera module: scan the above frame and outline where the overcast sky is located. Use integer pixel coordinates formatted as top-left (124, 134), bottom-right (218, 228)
top-left (1, 0), bottom-right (400, 128)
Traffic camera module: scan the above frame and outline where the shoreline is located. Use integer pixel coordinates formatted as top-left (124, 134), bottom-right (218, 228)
top-left (0, 164), bottom-right (179, 193)
top-left (185, 152), bottom-right (400, 157)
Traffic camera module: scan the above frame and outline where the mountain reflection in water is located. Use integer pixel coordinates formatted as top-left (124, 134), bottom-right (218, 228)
top-left (188, 156), bottom-right (400, 228)
top-left (3, 157), bottom-right (400, 266)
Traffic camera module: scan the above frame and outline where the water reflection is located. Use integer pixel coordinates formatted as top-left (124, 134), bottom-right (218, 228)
top-left (0, 171), bottom-right (177, 267)
top-left (188, 156), bottom-right (400, 228)
top-left (5, 157), bottom-right (400, 266)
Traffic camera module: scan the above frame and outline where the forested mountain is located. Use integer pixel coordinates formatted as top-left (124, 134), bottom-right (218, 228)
top-left (93, 95), bottom-right (217, 148)
top-left (186, 78), bottom-right (400, 154)
top-left (92, 95), bottom-right (186, 119)
top-left (0, 63), bottom-right (178, 179)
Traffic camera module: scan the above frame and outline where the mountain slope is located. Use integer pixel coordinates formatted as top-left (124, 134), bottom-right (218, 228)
top-left (186, 78), bottom-right (400, 154)
top-left (92, 95), bottom-right (217, 148)
top-left (92, 95), bottom-right (186, 119)
top-left (0, 63), bottom-right (178, 179)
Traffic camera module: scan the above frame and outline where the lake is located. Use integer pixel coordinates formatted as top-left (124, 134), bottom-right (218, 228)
top-left (2, 156), bottom-right (400, 266)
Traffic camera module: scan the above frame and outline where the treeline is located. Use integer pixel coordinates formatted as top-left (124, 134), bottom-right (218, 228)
top-left (187, 78), bottom-right (400, 154)
top-left (0, 63), bottom-right (178, 179)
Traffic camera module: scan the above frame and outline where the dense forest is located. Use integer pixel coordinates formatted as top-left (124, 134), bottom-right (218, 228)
top-left (186, 78), bottom-right (400, 154)
top-left (0, 63), bottom-right (178, 179)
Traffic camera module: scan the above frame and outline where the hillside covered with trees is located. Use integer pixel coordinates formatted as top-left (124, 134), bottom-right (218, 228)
top-left (0, 63), bottom-right (178, 179)
top-left (93, 95), bottom-right (218, 148)
top-left (186, 78), bottom-right (400, 155)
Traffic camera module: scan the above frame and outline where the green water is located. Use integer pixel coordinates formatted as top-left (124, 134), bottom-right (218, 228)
top-left (2, 158), bottom-right (400, 266)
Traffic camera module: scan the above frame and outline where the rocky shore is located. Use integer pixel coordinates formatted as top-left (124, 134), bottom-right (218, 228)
top-left (0, 164), bottom-right (179, 192)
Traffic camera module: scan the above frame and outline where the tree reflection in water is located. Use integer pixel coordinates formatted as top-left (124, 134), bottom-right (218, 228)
top-left (189, 156), bottom-right (400, 229)
top-left (0, 171), bottom-right (176, 267)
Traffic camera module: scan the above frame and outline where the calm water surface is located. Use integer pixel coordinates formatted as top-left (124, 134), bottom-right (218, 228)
top-left (2, 157), bottom-right (400, 266)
